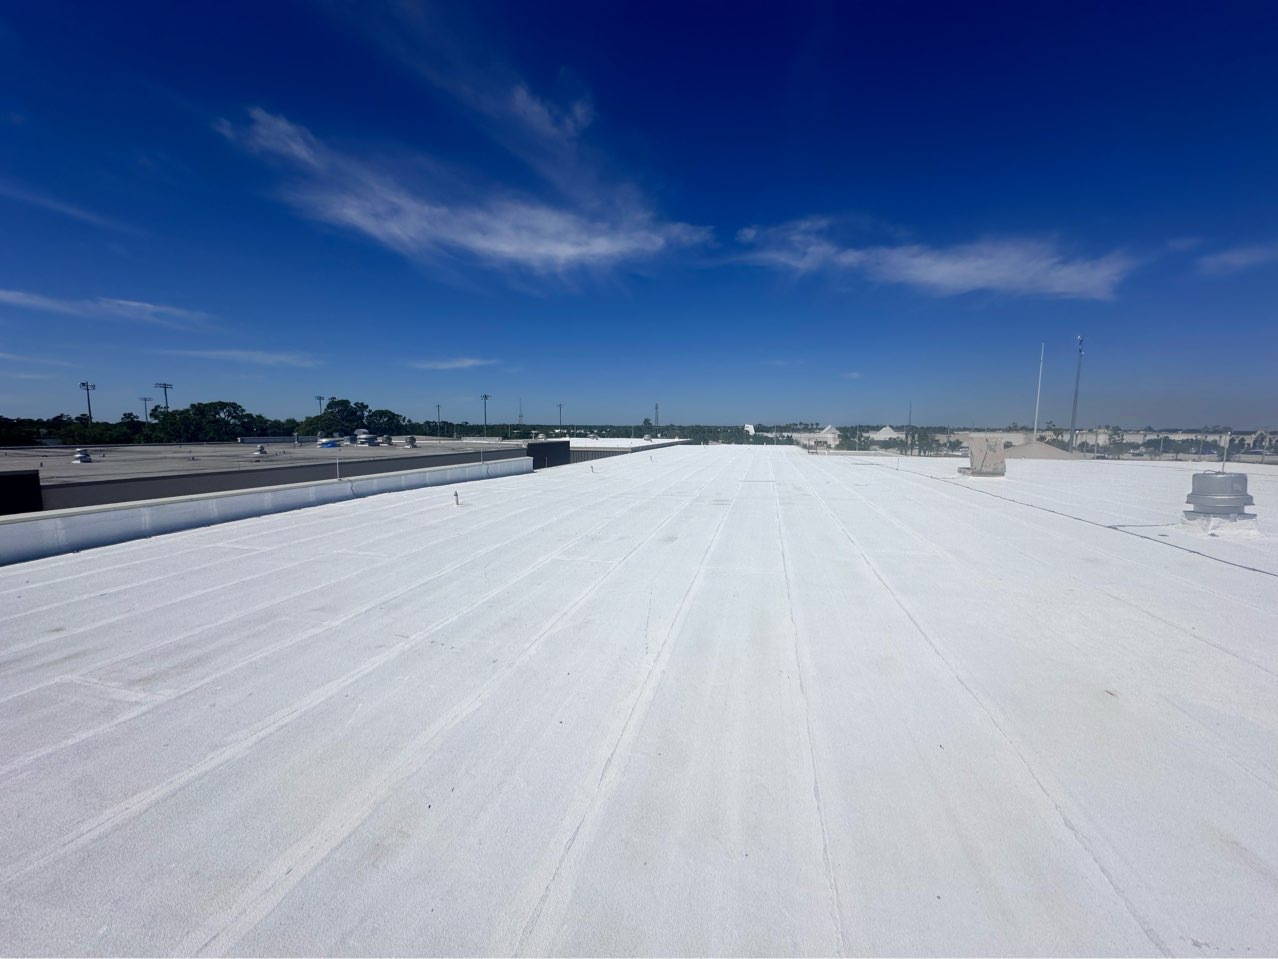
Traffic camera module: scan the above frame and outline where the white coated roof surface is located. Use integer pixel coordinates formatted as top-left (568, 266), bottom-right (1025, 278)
top-left (568, 436), bottom-right (688, 449)
top-left (2, 446), bottom-right (1277, 956)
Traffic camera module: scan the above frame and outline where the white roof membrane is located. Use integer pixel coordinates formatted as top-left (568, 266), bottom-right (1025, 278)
top-left (1, 447), bottom-right (1276, 955)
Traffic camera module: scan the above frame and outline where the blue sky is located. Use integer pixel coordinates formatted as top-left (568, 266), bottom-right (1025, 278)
top-left (2, 1), bottom-right (1276, 427)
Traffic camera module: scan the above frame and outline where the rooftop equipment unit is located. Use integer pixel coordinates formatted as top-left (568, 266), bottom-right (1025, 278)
top-left (962, 438), bottom-right (1006, 477)
top-left (1184, 471), bottom-right (1255, 525)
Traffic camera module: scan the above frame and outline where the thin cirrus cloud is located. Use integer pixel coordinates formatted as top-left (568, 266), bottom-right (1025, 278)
top-left (0, 350), bottom-right (75, 368)
top-left (735, 218), bottom-right (1136, 300)
top-left (0, 288), bottom-right (210, 329)
top-left (158, 349), bottom-right (321, 368)
top-left (217, 108), bottom-right (707, 275)
top-left (407, 357), bottom-right (499, 370)
top-left (345, 3), bottom-right (603, 204)
top-left (1196, 242), bottom-right (1278, 276)
top-left (0, 177), bottom-right (137, 234)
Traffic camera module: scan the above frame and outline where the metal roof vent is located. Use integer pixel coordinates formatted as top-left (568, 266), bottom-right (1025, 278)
top-left (1184, 471), bottom-right (1255, 526)
top-left (71, 448), bottom-right (92, 463)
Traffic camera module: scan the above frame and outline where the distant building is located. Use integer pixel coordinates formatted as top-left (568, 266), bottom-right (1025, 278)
top-left (744, 424), bottom-right (755, 436)
top-left (869, 426), bottom-right (902, 442)
top-left (791, 425), bottom-right (842, 449)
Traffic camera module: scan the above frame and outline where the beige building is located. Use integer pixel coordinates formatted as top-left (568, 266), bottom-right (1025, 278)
top-left (790, 425), bottom-right (842, 449)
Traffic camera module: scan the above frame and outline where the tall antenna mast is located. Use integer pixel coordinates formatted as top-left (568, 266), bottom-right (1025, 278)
top-left (79, 381), bottom-right (96, 422)
top-left (1032, 342), bottom-right (1044, 441)
top-left (1068, 335), bottom-right (1084, 453)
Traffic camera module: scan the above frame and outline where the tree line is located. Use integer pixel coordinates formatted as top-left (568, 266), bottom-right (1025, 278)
top-left (7, 401), bottom-right (1249, 451)
top-left (0, 400), bottom-right (795, 446)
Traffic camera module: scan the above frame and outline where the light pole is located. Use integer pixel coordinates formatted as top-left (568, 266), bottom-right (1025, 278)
top-left (655, 402), bottom-right (659, 434)
top-left (140, 396), bottom-right (153, 422)
top-left (79, 381), bottom-right (95, 422)
top-left (558, 403), bottom-right (563, 428)
top-left (1067, 335), bottom-right (1084, 453)
top-left (480, 394), bottom-right (491, 437)
top-left (314, 395), bottom-right (325, 415)
top-left (436, 403), bottom-right (441, 438)
top-left (154, 382), bottom-right (173, 410)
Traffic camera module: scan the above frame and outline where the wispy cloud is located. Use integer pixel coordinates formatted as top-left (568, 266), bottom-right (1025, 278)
top-left (736, 219), bottom-right (1134, 299)
top-left (0, 178), bottom-right (137, 233)
top-left (159, 349), bottom-right (320, 367)
top-left (763, 359), bottom-right (804, 367)
top-left (843, 371), bottom-right (863, 380)
top-left (227, 4), bottom-right (712, 278)
top-left (1197, 242), bottom-right (1278, 276)
top-left (0, 288), bottom-right (208, 329)
top-left (0, 350), bottom-right (75, 367)
top-left (219, 108), bottom-right (706, 275)
top-left (407, 357), bottom-right (499, 370)
top-left (350, 4), bottom-right (601, 202)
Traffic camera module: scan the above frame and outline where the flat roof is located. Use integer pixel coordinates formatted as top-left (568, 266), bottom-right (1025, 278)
top-left (0, 439), bottom-right (526, 486)
top-left (569, 436), bottom-right (691, 449)
top-left (1, 448), bottom-right (1276, 954)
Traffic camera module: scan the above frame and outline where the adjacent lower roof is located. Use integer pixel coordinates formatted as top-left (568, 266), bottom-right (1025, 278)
top-left (1, 447), bottom-right (1276, 955)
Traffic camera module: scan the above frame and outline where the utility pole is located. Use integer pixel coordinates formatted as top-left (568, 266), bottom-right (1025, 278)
top-left (140, 396), bottom-right (153, 422)
top-left (558, 403), bottom-right (563, 428)
top-left (436, 403), bottom-right (441, 438)
top-left (1068, 335), bottom-right (1084, 453)
top-left (655, 402), bottom-right (660, 433)
top-left (480, 394), bottom-right (491, 437)
top-left (314, 395), bottom-right (325, 415)
top-left (154, 382), bottom-right (173, 410)
top-left (518, 398), bottom-right (524, 426)
top-left (1032, 341), bottom-right (1044, 441)
top-left (79, 381), bottom-right (95, 422)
